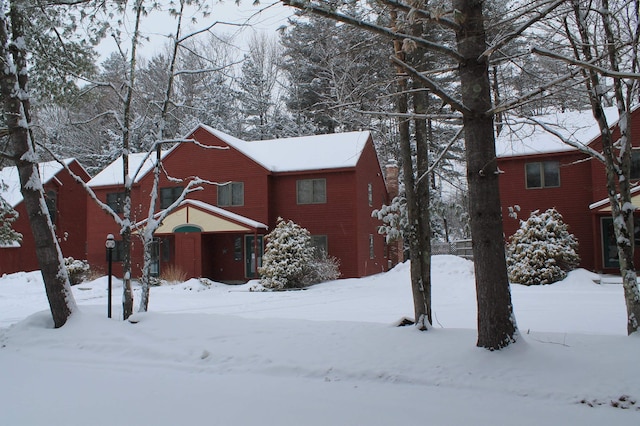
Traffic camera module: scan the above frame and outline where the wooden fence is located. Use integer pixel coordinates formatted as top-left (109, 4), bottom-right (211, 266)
top-left (431, 239), bottom-right (473, 260)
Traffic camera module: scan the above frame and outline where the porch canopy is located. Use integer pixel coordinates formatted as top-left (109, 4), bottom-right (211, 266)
top-left (154, 199), bottom-right (268, 234)
top-left (589, 185), bottom-right (640, 213)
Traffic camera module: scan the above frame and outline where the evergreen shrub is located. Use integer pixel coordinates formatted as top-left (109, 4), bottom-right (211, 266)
top-left (259, 218), bottom-right (340, 290)
top-left (506, 208), bottom-right (580, 285)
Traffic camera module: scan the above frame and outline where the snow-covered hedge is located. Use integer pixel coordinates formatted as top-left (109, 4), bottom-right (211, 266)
top-left (506, 208), bottom-right (580, 285)
top-left (259, 218), bottom-right (340, 290)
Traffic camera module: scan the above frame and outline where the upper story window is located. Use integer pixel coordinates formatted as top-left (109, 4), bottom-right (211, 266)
top-left (297, 179), bottom-right (326, 204)
top-left (631, 150), bottom-right (640, 180)
top-left (367, 183), bottom-right (373, 207)
top-left (218, 182), bottom-right (244, 207)
top-left (160, 186), bottom-right (184, 209)
top-left (525, 161), bottom-right (560, 189)
top-left (107, 192), bottom-right (125, 214)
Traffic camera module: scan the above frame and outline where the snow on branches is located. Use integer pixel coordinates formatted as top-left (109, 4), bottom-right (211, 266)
top-left (506, 208), bottom-right (580, 286)
top-left (259, 217), bottom-right (339, 290)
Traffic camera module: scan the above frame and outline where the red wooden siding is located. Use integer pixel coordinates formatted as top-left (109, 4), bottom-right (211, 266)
top-left (0, 160), bottom-right (90, 275)
top-left (498, 107), bottom-right (640, 273)
top-left (86, 127), bottom-right (390, 282)
top-left (499, 150), bottom-right (595, 270)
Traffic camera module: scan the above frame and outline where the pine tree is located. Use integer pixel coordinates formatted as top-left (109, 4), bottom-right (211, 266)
top-left (507, 208), bottom-right (580, 285)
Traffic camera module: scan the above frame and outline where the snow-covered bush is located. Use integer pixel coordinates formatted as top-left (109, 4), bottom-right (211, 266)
top-left (259, 218), bottom-right (340, 290)
top-left (64, 257), bottom-right (90, 285)
top-left (506, 208), bottom-right (580, 285)
top-left (0, 189), bottom-right (22, 246)
top-left (307, 252), bottom-right (341, 284)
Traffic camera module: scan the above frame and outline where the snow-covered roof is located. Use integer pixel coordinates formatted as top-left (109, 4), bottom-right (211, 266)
top-left (0, 159), bottom-right (76, 208)
top-left (202, 126), bottom-right (371, 173)
top-left (89, 128), bottom-right (372, 188)
top-left (496, 107), bottom-right (620, 158)
top-left (88, 150), bottom-right (173, 187)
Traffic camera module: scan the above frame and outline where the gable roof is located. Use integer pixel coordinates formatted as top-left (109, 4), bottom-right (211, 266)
top-left (200, 126), bottom-right (371, 173)
top-left (0, 159), bottom-right (79, 208)
top-left (496, 107), bottom-right (620, 158)
top-left (589, 185), bottom-right (640, 211)
top-left (88, 150), bottom-right (173, 188)
top-left (88, 128), bottom-right (373, 187)
top-left (153, 199), bottom-right (268, 234)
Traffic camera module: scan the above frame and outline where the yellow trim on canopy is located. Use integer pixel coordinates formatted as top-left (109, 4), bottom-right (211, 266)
top-left (155, 205), bottom-right (252, 234)
top-left (596, 192), bottom-right (640, 212)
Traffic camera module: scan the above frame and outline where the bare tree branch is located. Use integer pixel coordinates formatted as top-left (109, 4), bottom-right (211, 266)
top-left (417, 126), bottom-right (464, 185)
top-left (390, 55), bottom-right (470, 114)
top-left (281, 0), bottom-right (464, 61)
top-left (532, 46), bottom-right (640, 79)
top-left (377, 0), bottom-right (461, 31)
top-left (488, 67), bottom-right (585, 115)
top-left (481, 0), bottom-right (566, 60)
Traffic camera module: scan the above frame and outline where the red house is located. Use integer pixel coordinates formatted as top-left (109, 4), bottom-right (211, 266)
top-left (0, 159), bottom-right (90, 275)
top-left (86, 126), bottom-right (392, 282)
top-left (496, 107), bottom-right (640, 273)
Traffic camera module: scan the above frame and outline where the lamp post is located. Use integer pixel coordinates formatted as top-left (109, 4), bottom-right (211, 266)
top-left (105, 234), bottom-right (115, 319)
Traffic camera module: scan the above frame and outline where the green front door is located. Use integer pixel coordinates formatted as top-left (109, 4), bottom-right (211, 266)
top-left (245, 235), bottom-right (264, 278)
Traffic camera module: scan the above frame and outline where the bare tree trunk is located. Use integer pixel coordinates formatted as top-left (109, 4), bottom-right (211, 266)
top-left (0, 3), bottom-right (76, 327)
top-left (570, 0), bottom-right (640, 334)
top-left (119, 0), bottom-right (146, 320)
top-left (413, 88), bottom-right (432, 327)
top-left (454, 0), bottom-right (517, 349)
top-left (391, 11), bottom-right (429, 329)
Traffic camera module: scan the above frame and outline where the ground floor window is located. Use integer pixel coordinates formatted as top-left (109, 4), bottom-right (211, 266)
top-left (310, 235), bottom-right (328, 257)
top-left (601, 216), bottom-right (640, 268)
top-left (106, 239), bottom-right (125, 263)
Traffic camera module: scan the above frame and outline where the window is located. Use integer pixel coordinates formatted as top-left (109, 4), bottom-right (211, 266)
top-left (106, 239), bottom-right (125, 262)
top-left (107, 192), bottom-right (125, 214)
top-left (45, 189), bottom-right (57, 224)
top-left (160, 237), bottom-right (171, 262)
top-left (160, 186), bottom-right (184, 209)
top-left (234, 237), bottom-right (242, 261)
top-left (297, 179), bottom-right (326, 204)
top-left (631, 150), bottom-right (640, 180)
top-left (218, 182), bottom-right (244, 207)
top-left (525, 161), bottom-right (560, 188)
top-left (369, 234), bottom-right (375, 259)
top-left (367, 183), bottom-right (373, 207)
top-left (311, 235), bottom-right (328, 257)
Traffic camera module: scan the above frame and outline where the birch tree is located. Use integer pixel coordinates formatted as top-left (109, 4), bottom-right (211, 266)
top-left (530, 0), bottom-right (640, 334)
top-left (0, 0), bottom-right (79, 327)
top-left (136, 0), bottom-right (232, 313)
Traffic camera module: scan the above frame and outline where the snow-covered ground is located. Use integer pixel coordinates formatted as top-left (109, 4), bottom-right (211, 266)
top-left (0, 256), bottom-right (638, 425)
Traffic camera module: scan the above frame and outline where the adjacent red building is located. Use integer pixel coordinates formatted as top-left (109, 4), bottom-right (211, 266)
top-left (86, 126), bottom-right (392, 282)
top-left (0, 159), bottom-right (90, 275)
top-left (496, 107), bottom-right (640, 273)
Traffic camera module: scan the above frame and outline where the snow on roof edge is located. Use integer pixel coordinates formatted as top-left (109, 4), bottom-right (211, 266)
top-left (496, 106), bottom-right (633, 159)
top-left (589, 185), bottom-right (640, 210)
top-left (0, 158), bottom-right (78, 208)
top-left (183, 199), bottom-right (268, 230)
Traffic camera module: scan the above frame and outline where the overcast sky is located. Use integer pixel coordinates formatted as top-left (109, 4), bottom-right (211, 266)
top-left (97, 1), bottom-right (293, 61)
